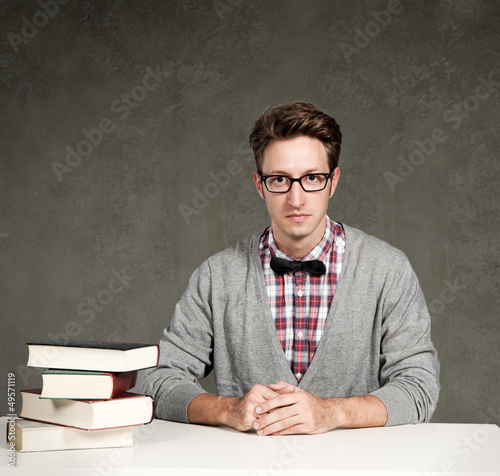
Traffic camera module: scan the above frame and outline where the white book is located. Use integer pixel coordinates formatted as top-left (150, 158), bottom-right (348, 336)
top-left (26, 340), bottom-right (159, 372)
top-left (20, 389), bottom-right (154, 430)
top-left (13, 418), bottom-right (134, 452)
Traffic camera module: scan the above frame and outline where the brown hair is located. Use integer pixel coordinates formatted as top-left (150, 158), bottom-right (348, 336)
top-left (248, 101), bottom-right (342, 173)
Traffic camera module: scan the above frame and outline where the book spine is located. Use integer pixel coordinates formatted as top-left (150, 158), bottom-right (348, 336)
top-left (146, 396), bottom-right (154, 425)
top-left (155, 344), bottom-right (160, 367)
top-left (109, 371), bottom-right (138, 399)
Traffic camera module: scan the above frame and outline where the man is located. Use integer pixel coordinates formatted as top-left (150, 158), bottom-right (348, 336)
top-left (143, 101), bottom-right (440, 436)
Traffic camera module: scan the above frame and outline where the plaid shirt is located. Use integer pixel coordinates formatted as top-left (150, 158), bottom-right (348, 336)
top-left (259, 217), bottom-right (346, 382)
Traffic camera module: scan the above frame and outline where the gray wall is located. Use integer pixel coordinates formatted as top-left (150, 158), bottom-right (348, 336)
top-left (1, 1), bottom-right (499, 425)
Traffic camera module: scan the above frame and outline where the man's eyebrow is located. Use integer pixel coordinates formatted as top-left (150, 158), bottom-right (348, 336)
top-left (265, 168), bottom-right (325, 175)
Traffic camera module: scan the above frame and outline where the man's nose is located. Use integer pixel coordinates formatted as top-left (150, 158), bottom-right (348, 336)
top-left (287, 180), bottom-right (306, 207)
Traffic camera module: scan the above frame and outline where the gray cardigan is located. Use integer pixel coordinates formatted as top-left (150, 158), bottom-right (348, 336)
top-left (143, 224), bottom-right (440, 427)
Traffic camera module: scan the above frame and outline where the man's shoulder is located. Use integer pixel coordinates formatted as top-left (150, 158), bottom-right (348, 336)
top-left (205, 232), bottom-right (262, 268)
top-left (342, 223), bottom-right (410, 266)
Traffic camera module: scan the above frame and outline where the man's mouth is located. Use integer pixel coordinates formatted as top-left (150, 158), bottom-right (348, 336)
top-left (287, 214), bottom-right (310, 223)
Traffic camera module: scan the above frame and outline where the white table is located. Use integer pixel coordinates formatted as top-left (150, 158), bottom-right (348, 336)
top-left (1, 417), bottom-right (499, 475)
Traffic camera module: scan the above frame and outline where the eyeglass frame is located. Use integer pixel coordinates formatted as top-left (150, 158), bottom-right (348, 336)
top-left (257, 170), bottom-right (335, 193)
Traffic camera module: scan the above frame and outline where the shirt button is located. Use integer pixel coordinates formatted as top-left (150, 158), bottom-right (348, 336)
top-left (296, 372), bottom-right (302, 380)
top-left (297, 289), bottom-right (303, 297)
top-left (297, 331), bottom-right (303, 338)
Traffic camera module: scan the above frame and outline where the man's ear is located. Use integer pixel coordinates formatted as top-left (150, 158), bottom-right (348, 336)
top-left (329, 167), bottom-right (340, 198)
top-left (253, 171), bottom-right (266, 200)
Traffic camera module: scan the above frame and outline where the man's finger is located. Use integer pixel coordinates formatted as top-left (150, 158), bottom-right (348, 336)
top-left (267, 381), bottom-right (296, 394)
top-left (256, 392), bottom-right (297, 415)
top-left (255, 411), bottom-right (302, 436)
top-left (249, 384), bottom-right (280, 401)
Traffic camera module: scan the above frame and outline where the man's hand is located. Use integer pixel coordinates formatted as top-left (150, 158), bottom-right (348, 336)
top-left (253, 381), bottom-right (338, 435)
top-left (226, 384), bottom-right (286, 431)
top-left (187, 383), bottom-right (295, 432)
top-left (251, 381), bottom-right (388, 436)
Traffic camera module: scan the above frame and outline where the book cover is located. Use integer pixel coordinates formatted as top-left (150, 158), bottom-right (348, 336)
top-left (20, 389), bottom-right (154, 430)
top-left (27, 340), bottom-right (156, 350)
top-left (40, 370), bottom-right (138, 400)
top-left (26, 340), bottom-right (159, 372)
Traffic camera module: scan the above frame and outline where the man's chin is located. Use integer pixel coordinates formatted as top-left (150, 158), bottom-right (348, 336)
top-left (283, 225), bottom-right (314, 241)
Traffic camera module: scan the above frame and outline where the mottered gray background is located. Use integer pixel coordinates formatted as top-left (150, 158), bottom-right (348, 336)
top-left (1, 1), bottom-right (499, 426)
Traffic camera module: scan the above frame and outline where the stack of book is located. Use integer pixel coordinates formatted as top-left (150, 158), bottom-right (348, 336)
top-left (16, 340), bottom-right (159, 452)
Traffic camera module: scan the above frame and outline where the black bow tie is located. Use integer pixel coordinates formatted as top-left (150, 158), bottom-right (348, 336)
top-left (270, 255), bottom-right (326, 276)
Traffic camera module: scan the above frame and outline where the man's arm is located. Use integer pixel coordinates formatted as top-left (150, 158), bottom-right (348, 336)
top-left (142, 260), bottom-right (215, 423)
top-left (367, 253), bottom-right (440, 426)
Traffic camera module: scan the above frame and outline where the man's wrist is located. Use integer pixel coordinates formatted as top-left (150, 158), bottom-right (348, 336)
top-left (325, 398), bottom-right (347, 429)
top-left (188, 394), bottom-right (238, 427)
top-left (326, 395), bottom-right (388, 429)
top-left (219, 396), bottom-right (240, 427)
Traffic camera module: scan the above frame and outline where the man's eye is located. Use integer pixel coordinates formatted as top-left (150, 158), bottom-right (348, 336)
top-left (306, 174), bottom-right (319, 182)
top-left (272, 176), bottom-right (287, 184)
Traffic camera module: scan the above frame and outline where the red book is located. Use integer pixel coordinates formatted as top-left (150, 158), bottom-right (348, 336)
top-left (20, 389), bottom-right (154, 430)
top-left (40, 370), bottom-right (138, 400)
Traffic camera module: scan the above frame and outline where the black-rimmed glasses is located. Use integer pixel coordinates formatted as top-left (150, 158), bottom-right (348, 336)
top-left (258, 171), bottom-right (333, 193)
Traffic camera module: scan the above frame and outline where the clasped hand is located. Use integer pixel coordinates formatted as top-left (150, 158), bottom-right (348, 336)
top-left (232, 381), bottom-right (336, 436)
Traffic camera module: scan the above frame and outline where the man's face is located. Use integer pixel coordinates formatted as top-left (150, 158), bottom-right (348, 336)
top-left (253, 135), bottom-right (340, 257)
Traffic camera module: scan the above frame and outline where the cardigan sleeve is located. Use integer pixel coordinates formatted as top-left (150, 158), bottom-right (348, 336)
top-left (369, 255), bottom-right (440, 426)
top-left (142, 259), bottom-right (213, 423)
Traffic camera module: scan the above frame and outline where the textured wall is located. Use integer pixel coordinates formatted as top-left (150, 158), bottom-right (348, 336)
top-left (1, 1), bottom-right (498, 425)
